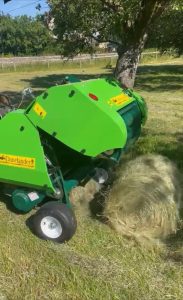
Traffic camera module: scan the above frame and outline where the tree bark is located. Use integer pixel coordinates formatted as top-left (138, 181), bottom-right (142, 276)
top-left (114, 35), bottom-right (147, 89)
top-left (114, 46), bottom-right (141, 89)
top-left (114, 0), bottom-right (171, 88)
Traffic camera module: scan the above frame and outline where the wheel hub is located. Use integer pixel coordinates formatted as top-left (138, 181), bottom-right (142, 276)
top-left (40, 216), bottom-right (62, 239)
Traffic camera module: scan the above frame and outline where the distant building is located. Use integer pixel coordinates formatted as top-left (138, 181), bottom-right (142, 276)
top-left (98, 42), bottom-right (108, 49)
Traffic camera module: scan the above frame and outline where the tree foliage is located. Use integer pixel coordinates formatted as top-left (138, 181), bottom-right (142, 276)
top-left (0, 14), bottom-right (54, 55)
top-left (48, 0), bottom-right (177, 55)
top-left (148, 4), bottom-right (183, 55)
top-left (48, 0), bottom-right (182, 87)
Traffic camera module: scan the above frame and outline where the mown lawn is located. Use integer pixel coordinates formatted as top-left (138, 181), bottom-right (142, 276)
top-left (0, 58), bottom-right (183, 300)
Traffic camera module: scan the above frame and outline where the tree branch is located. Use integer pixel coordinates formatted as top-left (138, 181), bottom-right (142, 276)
top-left (129, 0), bottom-right (172, 43)
top-left (90, 33), bottom-right (121, 46)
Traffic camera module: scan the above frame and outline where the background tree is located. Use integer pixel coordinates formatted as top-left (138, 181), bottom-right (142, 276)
top-left (0, 14), bottom-right (54, 56)
top-left (147, 4), bottom-right (183, 55)
top-left (48, 0), bottom-right (182, 88)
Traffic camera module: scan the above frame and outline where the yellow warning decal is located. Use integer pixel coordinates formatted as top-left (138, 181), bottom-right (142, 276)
top-left (108, 94), bottom-right (130, 106)
top-left (0, 154), bottom-right (35, 169)
top-left (33, 103), bottom-right (47, 119)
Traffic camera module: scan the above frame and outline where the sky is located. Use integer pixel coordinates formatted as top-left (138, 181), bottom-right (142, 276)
top-left (0, 0), bottom-right (49, 17)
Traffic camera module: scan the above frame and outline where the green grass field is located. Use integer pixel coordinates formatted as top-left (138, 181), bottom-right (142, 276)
top-left (0, 58), bottom-right (183, 300)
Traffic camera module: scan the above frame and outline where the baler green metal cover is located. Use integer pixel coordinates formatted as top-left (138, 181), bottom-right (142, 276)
top-left (0, 110), bottom-right (54, 192)
top-left (26, 78), bottom-right (145, 157)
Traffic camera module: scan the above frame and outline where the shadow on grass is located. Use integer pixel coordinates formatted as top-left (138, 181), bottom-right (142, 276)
top-left (0, 190), bottom-right (23, 214)
top-left (129, 129), bottom-right (183, 170)
top-left (156, 141), bottom-right (183, 170)
top-left (1, 63), bottom-right (182, 99)
top-left (1, 74), bottom-right (105, 105)
top-left (163, 213), bottom-right (183, 263)
top-left (137, 64), bottom-right (183, 75)
top-left (21, 72), bottom-right (107, 91)
top-left (18, 64), bottom-right (182, 94)
top-left (135, 64), bottom-right (183, 92)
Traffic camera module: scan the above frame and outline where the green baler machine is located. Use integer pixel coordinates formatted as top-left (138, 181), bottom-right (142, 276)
top-left (0, 77), bottom-right (147, 243)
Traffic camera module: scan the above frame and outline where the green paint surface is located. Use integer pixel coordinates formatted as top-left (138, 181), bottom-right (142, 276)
top-left (26, 78), bottom-right (144, 156)
top-left (0, 110), bottom-right (54, 192)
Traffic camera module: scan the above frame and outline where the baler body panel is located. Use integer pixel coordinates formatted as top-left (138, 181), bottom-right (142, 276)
top-left (26, 78), bottom-right (141, 157)
top-left (0, 110), bottom-right (54, 192)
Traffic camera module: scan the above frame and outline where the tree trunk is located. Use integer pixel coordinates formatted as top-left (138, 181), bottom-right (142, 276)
top-left (114, 0), bottom-right (170, 88)
top-left (114, 46), bottom-right (142, 89)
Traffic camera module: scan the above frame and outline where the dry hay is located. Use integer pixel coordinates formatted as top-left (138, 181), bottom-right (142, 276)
top-left (103, 154), bottom-right (182, 245)
top-left (69, 179), bottom-right (101, 216)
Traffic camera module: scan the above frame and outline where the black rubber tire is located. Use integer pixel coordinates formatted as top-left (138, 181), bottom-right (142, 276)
top-left (31, 201), bottom-right (77, 243)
